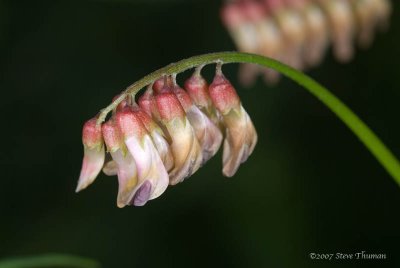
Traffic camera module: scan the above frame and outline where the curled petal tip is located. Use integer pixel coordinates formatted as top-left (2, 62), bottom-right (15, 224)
top-left (77, 118), bottom-right (105, 192)
top-left (76, 145), bottom-right (105, 192)
top-left (103, 160), bottom-right (118, 176)
top-left (131, 180), bottom-right (152, 206)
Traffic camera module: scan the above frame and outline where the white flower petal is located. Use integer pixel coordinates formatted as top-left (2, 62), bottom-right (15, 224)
top-left (150, 130), bottom-right (174, 172)
top-left (186, 106), bottom-right (223, 163)
top-left (76, 145), bottom-right (105, 192)
top-left (221, 106), bottom-right (257, 177)
top-left (125, 135), bottom-right (169, 204)
top-left (110, 150), bottom-right (138, 208)
top-left (102, 160), bottom-right (118, 176)
top-left (167, 118), bottom-right (202, 184)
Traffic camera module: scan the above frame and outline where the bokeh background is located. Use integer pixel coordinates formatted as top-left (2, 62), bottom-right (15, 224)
top-left (1, 0), bottom-right (400, 267)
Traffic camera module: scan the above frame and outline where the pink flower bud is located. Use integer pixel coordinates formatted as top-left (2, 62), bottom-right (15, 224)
top-left (209, 70), bottom-right (258, 177)
top-left (152, 77), bottom-right (170, 94)
top-left (154, 91), bottom-right (186, 122)
top-left (263, 0), bottom-right (285, 12)
top-left (208, 72), bottom-right (241, 114)
top-left (138, 87), bottom-right (154, 116)
top-left (112, 94), bottom-right (130, 112)
top-left (221, 2), bottom-right (245, 29)
top-left (76, 118), bottom-right (105, 192)
top-left (185, 72), bottom-right (222, 127)
top-left (184, 73), bottom-right (212, 109)
top-left (115, 107), bottom-right (147, 139)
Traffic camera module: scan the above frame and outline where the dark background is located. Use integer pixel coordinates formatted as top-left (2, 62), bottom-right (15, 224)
top-left (1, 0), bottom-right (399, 267)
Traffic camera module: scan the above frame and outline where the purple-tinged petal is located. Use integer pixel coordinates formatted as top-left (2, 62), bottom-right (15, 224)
top-left (116, 108), bottom-right (169, 203)
top-left (132, 180), bottom-right (152, 206)
top-left (102, 119), bottom-right (139, 208)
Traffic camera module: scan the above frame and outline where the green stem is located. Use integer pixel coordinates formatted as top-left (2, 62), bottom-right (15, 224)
top-left (0, 254), bottom-right (100, 268)
top-left (97, 51), bottom-right (400, 186)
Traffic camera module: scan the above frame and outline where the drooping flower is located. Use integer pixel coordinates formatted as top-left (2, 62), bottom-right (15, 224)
top-left (353, 0), bottom-right (391, 48)
top-left (319, 0), bottom-right (355, 62)
top-left (221, 0), bottom-right (391, 84)
top-left (115, 107), bottom-right (169, 205)
top-left (152, 81), bottom-right (203, 185)
top-left (302, 0), bottom-right (329, 66)
top-left (133, 106), bottom-right (174, 171)
top-left (76, 118), bottom-right (105, 192)
top-left (221, 0), bottom-right (265, 86)
top-left (184, 69), bottom-right (221, 126)
top-left (268, 0), bottom-right (307, 70)
top-left (102, 119), bottom-right (138, 208)
top-left (77, 62), bottom-right (259, 206)
top-left (208, 65), bottom-right (258, 177)
top-left (166, 75), bottom-right (223, 164)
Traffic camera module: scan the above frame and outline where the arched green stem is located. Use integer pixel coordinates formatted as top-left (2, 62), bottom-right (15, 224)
top-left (97, 51), bottom-right (400, 186)
top-left (0, 254), bottom-right (100, 268)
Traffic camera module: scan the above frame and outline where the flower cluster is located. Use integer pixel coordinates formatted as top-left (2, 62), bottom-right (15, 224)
top-left (76, 65), bottom-right (257, 207)
top-left (221, 0), bottom-right (391, 85)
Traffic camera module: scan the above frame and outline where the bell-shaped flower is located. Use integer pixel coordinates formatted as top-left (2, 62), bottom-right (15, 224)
top-left (102, 119), bottom-right (139, 208)
top-left (115, 107), bottom-right (169, 205)
top-left (76, 118), bottom-right (105, 192)
top-left (208, 67), bottom-right (258, 177)
top-left (152, 85), bottom-right (203, 185)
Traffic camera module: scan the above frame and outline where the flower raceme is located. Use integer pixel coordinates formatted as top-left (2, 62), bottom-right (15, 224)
top-left (221, 0), bottom-right (391, 85)
top-left (77, 65), bottom-right (258, 207)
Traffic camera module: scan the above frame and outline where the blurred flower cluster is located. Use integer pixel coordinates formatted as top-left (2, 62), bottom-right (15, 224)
top-left (76, 65), bottom-right (257, 207)
top-left (221, 0), bottom-right (391, 85)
